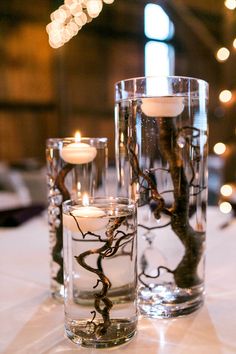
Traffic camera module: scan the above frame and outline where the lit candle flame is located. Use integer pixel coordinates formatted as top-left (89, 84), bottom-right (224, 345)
top-left (82, 193), bottom-right (89, 206)
top-left (75, 131), bottom-right (81, 143)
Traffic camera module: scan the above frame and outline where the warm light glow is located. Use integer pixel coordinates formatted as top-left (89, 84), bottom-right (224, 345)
top-left (219, 89), bottom-right (232, 103)
top-left (224, 0), bottom-right (236, 10)
top-left (233, 38), bottom-right (236, 49)
top-left (77, 182), bottom-right (82, 198)
top-left (74, 13), bottom-right (87, 26)
top-left (47, 0), bottom-right (115, 48)
top-left (219, 201), bottom-right (232, 214)
top-left (120, 132), bottom-right (125, 148)
top-left (49, 148), bottom-right (54, 159)
top-left (86, 0), bottom-right (103, 18)
top-left (216, 47), bottom-right (230, 62)
top-left (220, 184), bottom-right (233, 197)
top-left (75, 131), bottom-right (81, 142)
top-left (213, 142), bottom-right (226, 155)
top-left (82, 193), bottom-right (89, 206)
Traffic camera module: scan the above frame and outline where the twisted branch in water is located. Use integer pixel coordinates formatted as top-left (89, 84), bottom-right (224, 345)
top-left (52, 163), bottom-right (74, 284)
top-left (159, 118), bottom-right (205, 288)
top-left (129, 147), bottom-right (171, 219)
top-left (129, 118), bottom-right (205, 289)
top-left (73, 215), bottom-right (127, 337)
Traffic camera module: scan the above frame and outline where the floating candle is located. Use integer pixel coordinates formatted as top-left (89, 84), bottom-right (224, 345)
top-left (63, 194), bottom-right (107, 233)
top-left (63, 207), bottom-right (107, 233)
top-left (141, 96), bottom-right (185, 117)
top-left (60, 132), bottom-right (97, 164)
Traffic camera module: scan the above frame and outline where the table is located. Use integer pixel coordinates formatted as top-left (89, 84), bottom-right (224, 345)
top-left (0, 207), bottom-right (236, 354)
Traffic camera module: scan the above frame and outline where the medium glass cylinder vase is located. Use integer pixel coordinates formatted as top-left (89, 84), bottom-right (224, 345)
top-left (46, 137), bottom-right (108, 300)
top-left (115, 76), bottom-right (208, 318)
top-left (62, 197), bottom-right (138, 348)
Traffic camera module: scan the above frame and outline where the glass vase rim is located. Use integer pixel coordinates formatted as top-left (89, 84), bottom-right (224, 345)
top-left (115, 75), bottom-right (209, 87)
top-left (46, 137), bottom-right (108, 144)
top-left (62, 196), bottom-right (136, 208)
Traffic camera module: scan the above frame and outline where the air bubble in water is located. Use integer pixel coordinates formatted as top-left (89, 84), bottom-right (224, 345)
top-left (177, 136), bottom-right (186, 148)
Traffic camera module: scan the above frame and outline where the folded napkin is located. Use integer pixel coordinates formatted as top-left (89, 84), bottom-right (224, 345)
top-left (0, 205), bottom-right (45, 227)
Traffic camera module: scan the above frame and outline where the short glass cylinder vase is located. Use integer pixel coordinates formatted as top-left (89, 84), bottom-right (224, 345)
top-left (62, 197), bottom-right (138, 348)
top-left (46, 137), bottom-right (108, 300)
top-left (115, 76), bottom-right (208, 318)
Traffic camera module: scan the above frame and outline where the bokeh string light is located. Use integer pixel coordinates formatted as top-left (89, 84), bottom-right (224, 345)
top-left (219, 89), bottom-right (233, 103)
top-left (219, 183), bottom-right (236, 225)
top-left (215, 2), bottom-right (236, 109)
top-left (216, 47), bottom-right (230, 62)
top-left (213, 142), bottom-right (227, 155)
top-left (224, 0), bottom-right (236, 10)
top-left (220, 184), bottom-right (233, 197)
top-left (233, 38), bottom-right (236, 49)
top-left (219, 201), bottom-right (232, 214)
top-left (46, 0), bottom-right (115, 48)
top-left (216, 2), bottom-right (236, 218)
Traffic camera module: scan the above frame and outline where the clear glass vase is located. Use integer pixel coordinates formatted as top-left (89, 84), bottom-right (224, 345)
top-left (115, 76), bottom-right (208, 318)
top-left (62, 197), bottom-right (138, 348)
top-left (46, 137), bottom-right (108, 300)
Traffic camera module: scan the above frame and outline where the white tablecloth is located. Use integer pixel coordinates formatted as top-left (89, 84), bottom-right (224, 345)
top-left (0, 207), bottom-right (236, 354)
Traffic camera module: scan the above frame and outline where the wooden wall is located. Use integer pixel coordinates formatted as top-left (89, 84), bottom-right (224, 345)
top-left (0, 0), bottom-right (234, 164)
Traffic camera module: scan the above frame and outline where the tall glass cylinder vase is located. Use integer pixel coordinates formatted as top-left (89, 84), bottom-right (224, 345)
top-left (115, 76), bottom-right (208, 318)
top-left (46, 137), bottom-right (108, 300)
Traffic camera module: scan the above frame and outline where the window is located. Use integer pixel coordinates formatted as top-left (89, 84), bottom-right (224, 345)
top-left (144, 3), bottom-right (175, 77)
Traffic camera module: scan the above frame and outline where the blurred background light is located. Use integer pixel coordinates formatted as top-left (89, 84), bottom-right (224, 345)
top-left (213, 142), bottom-right (227, 155)
top-left (219, 201), bottom-right (232, 214)
top-left (224, 0), bottom-right (236, 10)
top-left (216, 47), bottom-right (230, 61)
top-left (219, 89), bottom-right (232, 103)
top-left (220, 184), bottom-right (233, 197)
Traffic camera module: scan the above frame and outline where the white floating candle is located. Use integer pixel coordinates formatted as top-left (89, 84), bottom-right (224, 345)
top-left (63, 207), bottom-right (107, 233)
top-left (141, 96), bottom-right (185, 117)
top-left (60, 132), bottom-right (97, 164)
top-left (63, 194), bottom-right (107, 233)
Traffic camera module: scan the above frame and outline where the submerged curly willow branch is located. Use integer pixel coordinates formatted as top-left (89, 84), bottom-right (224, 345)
top-left (52, 163), bottom-right (74, 285)
top-left (72, 214), bottom-right (135, 338)
top-left (129, 118), bottom-right (205, 289)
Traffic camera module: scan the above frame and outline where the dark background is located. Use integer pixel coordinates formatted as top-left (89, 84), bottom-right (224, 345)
top-left (0, 0), bottom-right (235, 166)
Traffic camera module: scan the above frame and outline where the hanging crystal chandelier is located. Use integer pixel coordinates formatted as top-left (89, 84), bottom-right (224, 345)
top-left (46, 0), bottom-right (115, 48)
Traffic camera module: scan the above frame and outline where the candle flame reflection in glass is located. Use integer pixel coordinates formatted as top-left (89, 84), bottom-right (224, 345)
top-left (77, 182), bottom-right (82, 198)
top-left (82, 193), bottom-right (89, 206)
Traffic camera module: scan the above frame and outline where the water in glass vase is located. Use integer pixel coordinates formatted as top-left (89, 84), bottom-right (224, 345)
top-left (115, 90), bottom-right (208, 318)
top-left (63, 198), bottom-right (138, 348)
